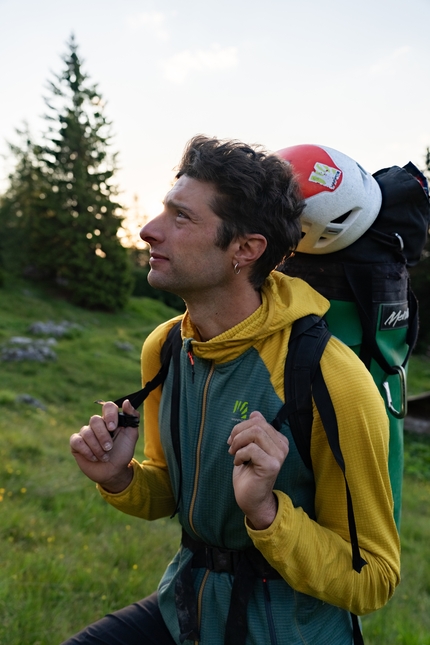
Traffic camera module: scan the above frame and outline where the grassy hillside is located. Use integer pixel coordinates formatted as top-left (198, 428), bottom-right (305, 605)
top-left (0, 277), bottom-right (430, 644)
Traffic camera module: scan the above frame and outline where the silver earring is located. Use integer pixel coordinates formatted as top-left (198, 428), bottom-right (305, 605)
top-left (233, 262), bottom-right (241, 275)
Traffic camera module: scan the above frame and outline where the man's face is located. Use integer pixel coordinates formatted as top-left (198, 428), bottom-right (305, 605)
top-left (140, 175), bottom-right (235, 300)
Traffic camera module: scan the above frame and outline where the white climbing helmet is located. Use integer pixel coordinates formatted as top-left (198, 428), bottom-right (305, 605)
top-left (277, 144), bottom-right (382, 254)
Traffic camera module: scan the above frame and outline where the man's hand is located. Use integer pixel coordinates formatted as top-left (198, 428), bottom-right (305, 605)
top-left (70, 400), bottom-right (139, 493)
top-left (227, 411), bottom-right (289, 530)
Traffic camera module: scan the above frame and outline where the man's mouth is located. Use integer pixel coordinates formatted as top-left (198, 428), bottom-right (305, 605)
top-left (149, 253), bottom-right (169, 265)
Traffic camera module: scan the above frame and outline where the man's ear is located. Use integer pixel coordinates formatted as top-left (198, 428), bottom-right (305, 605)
top-left (233, 234), bottom-right (267, 267)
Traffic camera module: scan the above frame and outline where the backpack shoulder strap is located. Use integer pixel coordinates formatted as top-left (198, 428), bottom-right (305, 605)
top-left (111, 321), bottom-right (183, 517)
top-left (312, 362), bottom-right (367, 574)
top-left (271, 314), bottom-right (331, 469)
top-left (113, 321), bottom-right (182, 410)
top-left (272, 314), bottom-right (367, 577)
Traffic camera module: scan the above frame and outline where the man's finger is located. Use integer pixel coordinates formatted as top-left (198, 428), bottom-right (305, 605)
top-left (101, 401), bottom-right (119, 433)
top-left (229, 425), bottom-right (289, 459)
top-left (70, 431), bottom-right (99, 463)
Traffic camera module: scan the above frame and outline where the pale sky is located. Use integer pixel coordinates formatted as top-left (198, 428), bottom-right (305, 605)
top-left (1, 0), bottom-right (430, 242)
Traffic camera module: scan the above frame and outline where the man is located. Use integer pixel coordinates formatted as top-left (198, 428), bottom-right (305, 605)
top-left (67, 135), bottom-right (400, 645)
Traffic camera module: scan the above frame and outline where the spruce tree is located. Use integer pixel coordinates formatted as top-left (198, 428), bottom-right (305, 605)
top-left (0, 35), bottom-right (132, 310)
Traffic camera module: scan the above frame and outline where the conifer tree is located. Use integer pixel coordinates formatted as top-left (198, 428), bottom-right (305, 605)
top-left (0, 35), bottom-right (132, 310)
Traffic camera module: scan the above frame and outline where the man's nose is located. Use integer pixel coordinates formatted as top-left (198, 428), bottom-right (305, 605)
top-left (140, 211), bottom-right (164, 244)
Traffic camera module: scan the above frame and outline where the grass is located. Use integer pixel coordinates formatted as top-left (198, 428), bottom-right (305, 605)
top-left (407, 353), bottom-right (430, 395)
top-left (362, 440), bottom-right (430, 644)
top-left (0, 277), bottom-right (182, 644)
top-left (0, 276), bottom-right (430, 644)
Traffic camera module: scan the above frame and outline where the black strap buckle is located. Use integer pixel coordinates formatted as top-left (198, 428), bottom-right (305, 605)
top-left (204, 546), bottom-right (240, 574)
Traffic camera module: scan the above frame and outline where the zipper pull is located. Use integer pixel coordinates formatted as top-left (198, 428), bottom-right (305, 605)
top-left (187, 348), bottom-right (195, 383)
top-left (262, 578), bottom-right (271, 601)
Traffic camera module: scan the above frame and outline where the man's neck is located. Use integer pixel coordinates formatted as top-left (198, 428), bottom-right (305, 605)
top-left (185, 286), bottom-right (262, 341)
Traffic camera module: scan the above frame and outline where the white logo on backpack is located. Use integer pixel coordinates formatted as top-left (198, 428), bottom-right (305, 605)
top-left (380, 302), bottom-right (410, 330)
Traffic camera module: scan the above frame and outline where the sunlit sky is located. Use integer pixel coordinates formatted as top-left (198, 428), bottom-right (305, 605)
top-left (1, 0), bottom-right (430, 242)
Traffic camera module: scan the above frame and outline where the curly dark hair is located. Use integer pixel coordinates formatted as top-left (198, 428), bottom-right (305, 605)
top-left (176, 135), bottom-right (304, 289)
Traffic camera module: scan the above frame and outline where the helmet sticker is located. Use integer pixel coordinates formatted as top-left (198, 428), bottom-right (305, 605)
top-left (309, 162), bottom-right (342, 190)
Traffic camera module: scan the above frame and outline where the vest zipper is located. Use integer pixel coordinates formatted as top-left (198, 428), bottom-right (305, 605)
top-left (263, 578), bottom-right (278, 645)
top-left (188, 361), bottom-right (215, 536)
top-left (187, 346), bottom-right (195, 383)
top-left (193, 568), bottom-right (210, 645)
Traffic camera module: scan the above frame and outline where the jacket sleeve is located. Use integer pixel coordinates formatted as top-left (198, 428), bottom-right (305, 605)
top-left (98, 317), bottom-right (183, 520)
top-left (247, 336), bottom-right (401, 615)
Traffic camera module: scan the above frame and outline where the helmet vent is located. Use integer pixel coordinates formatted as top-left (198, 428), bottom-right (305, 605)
top-left (331, 210), bottom-right (352, 224)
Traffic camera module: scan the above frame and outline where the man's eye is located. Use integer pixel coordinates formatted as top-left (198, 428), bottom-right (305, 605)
top-left (176, 211), bottom-right (188, 219)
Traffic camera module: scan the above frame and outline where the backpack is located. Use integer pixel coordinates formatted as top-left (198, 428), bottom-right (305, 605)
top-left (281, 161), bottom-right (430, 528)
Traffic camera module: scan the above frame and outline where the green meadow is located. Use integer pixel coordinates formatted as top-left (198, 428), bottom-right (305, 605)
top-left (1, 277), bottom-right (430, 644)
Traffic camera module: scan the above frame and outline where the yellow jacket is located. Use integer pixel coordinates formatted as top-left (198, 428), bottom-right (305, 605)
top-left (100, 272), bottom-right (400, 638)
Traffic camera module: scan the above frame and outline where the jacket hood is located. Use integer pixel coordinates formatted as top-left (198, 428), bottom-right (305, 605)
top-left (182, 271), bottom-right (329, 363)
